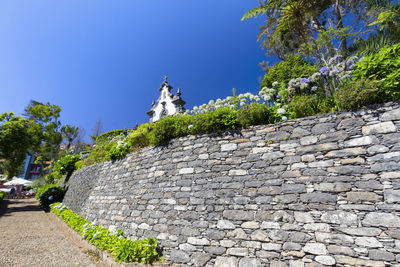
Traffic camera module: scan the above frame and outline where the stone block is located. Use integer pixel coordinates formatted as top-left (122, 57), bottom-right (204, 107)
top-left (215, 257), bottom-right (238, 267)
top-left (363, 212), bottom-right (400, 227)
top-left (315, 256), bottom-right (335, 266)
top-left (320, 211), bottom-right (357, 226)
top-left (346, 192), bottom-right (382, 203)
top-left (384, 189), bottom-right (400, 203)
top-left (239, 257), bottom-right (262, 267)
top-left (221, 143), bottom-right (237, 151)
top-left (300, 136), bottom-right (318, 146)
top-left (226, 248), bottom-right (249, 257)
top-left (355, 237), bottom-right (383, 248)
top-left (303, 242), bottom-right (327, 255)
top-left (217, 220), bottom-right (235, 230)
top-left (294, 212), bottom-right (314, 223)
top-left (223, 210), bottom-right (253, 221)
top-left (335, 255), bottom-right (385, 267)
top-left (381, 108), bottom-right (400, 121)
top-left (362, 121), bottom-right (396, 135)
top-left (368, 249), bottom-right (395, 261)
top-left (300, 193), bottom-right (337, 203)
top-left (344, 136), bottom-right (378, 147)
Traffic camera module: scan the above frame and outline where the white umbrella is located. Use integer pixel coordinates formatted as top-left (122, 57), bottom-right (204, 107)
top-left (4, 177), bottom-right (33, 186)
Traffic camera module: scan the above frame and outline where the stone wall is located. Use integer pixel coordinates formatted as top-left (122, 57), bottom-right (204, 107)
top-left (63, 101), bottom-right (400, 267)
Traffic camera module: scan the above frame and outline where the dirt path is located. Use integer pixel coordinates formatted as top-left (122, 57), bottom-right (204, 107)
top-left (0, 198), bottom-right (95, 267)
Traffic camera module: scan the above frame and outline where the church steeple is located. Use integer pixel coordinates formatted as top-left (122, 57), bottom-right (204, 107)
top-left (147, 76), bottom-right (186, 122)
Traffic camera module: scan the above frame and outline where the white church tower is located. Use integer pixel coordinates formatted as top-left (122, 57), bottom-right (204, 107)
top-left (147, 76), bottom-right (186, 122)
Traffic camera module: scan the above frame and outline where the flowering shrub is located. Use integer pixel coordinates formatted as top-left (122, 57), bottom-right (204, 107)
top-left (260, 55), bottom-right (318, 89)
top-left (50, 203), bottom-right (159, 263)
top-left (36, 185), bottom-right (65, 211)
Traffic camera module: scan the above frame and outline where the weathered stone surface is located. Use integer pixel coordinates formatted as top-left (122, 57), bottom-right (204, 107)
top-left (300, 193), bottom-right (336, 203)
top-left (327, 245), bottom-right (354, 256)
top-left (321, 211), bottom-right (357, 226)
top-left (355, 237), bottom-right (383, 248)
top-left (223, 210), bottom-right (253, 221)
top-left (335, 255), bottom-right (385, 267)
top-left (192, 252), bottom-right (211, 266)
top-left (314, 183), bottom-right (351, 192)
top-left (344, 136), bottom-right (378, 147)
top-left (215, 257), bottom-right (238, 267)
top-left (221, 143), bottom-right (238, 151)
top-left (188, 237), bottom-right (210, 246)
top-left (170, 249), bottom-right (190, 263)
top-left (315, 256), bottom-right (335, 266)
top-left (303, 243), bottom-right (327, 255)
top-left (250, 230), bottom-right (269, 242)
top-left (368, 249), bottom-right (395, 261)
top-left (381, 108), bottom-right (400, 121)
top-left (384, 190), bottom-right (400, 203)
top-left (337, 227), bottom-right (382, 237)
top-left (363, 212), bottom-right (400, 227)
top-left (346, 191), bottom-right (382, 203)
top-left (300, 136), bottom-right (318, 146)
top-left (238, 257), bottom-right (262, 267)
top-left (362, 121), bottom-right (396, 135)
top-left (294, 212), bottom-right (314, 223)
top-left (217, 220), bottom-right (235, 230)
top-left (226, 248), bottom-right (248, 257)
top-left (315, 232), bottom-right (354, 245)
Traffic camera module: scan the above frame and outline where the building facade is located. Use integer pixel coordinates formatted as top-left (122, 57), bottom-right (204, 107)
top-left (147, 76), bottom-right (186, 122)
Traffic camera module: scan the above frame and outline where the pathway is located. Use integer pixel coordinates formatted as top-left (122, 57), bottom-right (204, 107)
top-left (0, 198), bottom-right (96, 267)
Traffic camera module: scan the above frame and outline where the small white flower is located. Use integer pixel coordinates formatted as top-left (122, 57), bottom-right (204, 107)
top-left (282, 116), bottom-right (288, 121)
top-left (188, 124), bottom-right (193, 130)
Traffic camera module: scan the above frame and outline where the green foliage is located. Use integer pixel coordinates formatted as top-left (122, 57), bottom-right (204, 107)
top-left (0, 113), bottom-right (36, 178)
top-left (149, 115), bottom-right (192, 145)
top-left (287, 95), bottom-right (321, 119)
top-left (334, 79), bottom-right (380, 110)
top-left (0, 192), bottom-right (5, 201)
top-left (104, 141), bottom-right (131, 161)
top-left (54, 154), bottom-right (81, 175)
top-left (260, 55), bottom-right (318, 89)
top-left (237, 103), bottom-right (270, 128)
top-left (51, 203), bottom-right (160, 263)
top-left (36, 185), bottom-right (65, 211)
top-left (61, 125), bottom-right (79, 149)
top-left (31, 176), bottom-right (47, 192)
top-left (84, 129), bottom-right (132, 165)
top-left (191, 107), bottom-right (238, 136)
top-left (352, 43), bottom-right (400, 102)
top-left (95, 129), bottom-right (132, 145)
top-left (128, 123), bottom-right (151, 148)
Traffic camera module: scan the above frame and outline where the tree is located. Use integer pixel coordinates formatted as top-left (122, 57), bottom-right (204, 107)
top-left (91, 118), bottom-right (103, 143)
top-left (0, 113), bottom-right (35, 178)
top-left (61, 125), bottom-right (79, 150)
top-left (26, 102), bottom-right (62, 163)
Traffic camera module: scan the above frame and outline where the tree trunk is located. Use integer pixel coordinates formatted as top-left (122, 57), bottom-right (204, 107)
top-left (335, 0), bottom-right (347, 55)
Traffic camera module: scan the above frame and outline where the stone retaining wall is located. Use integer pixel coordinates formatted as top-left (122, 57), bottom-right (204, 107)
top-left (63, 101), bottom-right (400, 266)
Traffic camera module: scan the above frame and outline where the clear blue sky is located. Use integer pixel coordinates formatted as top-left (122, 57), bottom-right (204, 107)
top-left (0, 1), bottom-right (267, 139)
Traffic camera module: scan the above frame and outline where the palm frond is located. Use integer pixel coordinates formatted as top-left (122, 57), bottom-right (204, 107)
top-left (241, 6), bottom-right (268, 21)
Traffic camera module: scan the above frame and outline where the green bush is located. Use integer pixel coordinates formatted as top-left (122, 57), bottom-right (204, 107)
top-left (104, 141), bottom-right (131, 161)
top-left (0, 192), bottom-right (5, 201)
top-left (352, 43), bottom-right (400, 102)
top-left (51, 203), bottom-right (160, 263)
top-left (149, 115), bottom-right (192, 145)
top-left (261, 55), bottom-right (318, 88)
top-left (95, 129), bottom-right (132, 145)
top-left (237, 103), bottom-right (270, 128)
top-left (190, 107), bottom-right (238, 136)
top-left (334, 79), bottom-right (380, 110)
top-left (287, 95), bottom-right (320, 119)
top-left (36, 185), bottom-right (65, 211)
top-left (129, 123), bottom-right (152, 148)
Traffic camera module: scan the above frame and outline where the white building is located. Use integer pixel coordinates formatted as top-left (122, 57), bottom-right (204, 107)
top-left (147, 76), bottom-right (186, 122)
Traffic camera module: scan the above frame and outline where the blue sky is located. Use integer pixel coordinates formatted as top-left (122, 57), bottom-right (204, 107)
top-left (0, 1), bottom-right (267, 140)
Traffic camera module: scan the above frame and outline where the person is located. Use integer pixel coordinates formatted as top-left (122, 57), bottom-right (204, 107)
top-left (10, 186), bottom-right (15, 199)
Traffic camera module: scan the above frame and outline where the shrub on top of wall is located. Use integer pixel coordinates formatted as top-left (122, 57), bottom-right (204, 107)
top-left (334, 78), bottom-right (380, 110)
top-left (352, 43), bottom-right (400, 102)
